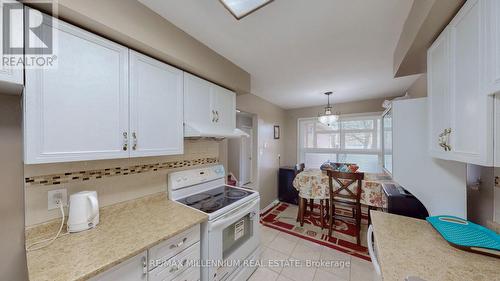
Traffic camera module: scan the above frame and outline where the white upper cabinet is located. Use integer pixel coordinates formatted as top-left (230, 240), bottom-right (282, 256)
top-left (485, 0), bottom-right (500, 94)
top-left (428, 0), bottom-right (495, 166)
top-left (129, 51), bottom-right (184, 157)
top-left (24, 11), bottom-right (130, 164)
top-left (212, 85), bottom-right (236, 132)
top-left (184, 72), bottom-right (214, 133)
top-left (184, 72), bottom-right (237, 137)
top-left (0, 1), bottom-right (23, 91)
top-left (428, 30), bottom-right (451, 157)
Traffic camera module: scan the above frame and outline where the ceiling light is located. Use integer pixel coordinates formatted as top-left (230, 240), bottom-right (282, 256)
top-left (219, 0), bottom-right (274, 20)
top-left (318, 92), bottom-right (339, 127)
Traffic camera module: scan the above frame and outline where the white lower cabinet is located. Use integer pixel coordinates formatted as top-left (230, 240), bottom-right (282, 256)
top-left (170, 267), bottom-right (201, 281)
top-left (89, 252), bottom-right (148, 281)
top-left (91, 225), bottom-right (201, 281)
top-left (149, 242), bottom-right (201, 281)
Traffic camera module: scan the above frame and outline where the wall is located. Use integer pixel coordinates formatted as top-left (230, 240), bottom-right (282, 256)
top-left (406, 74), bottom-right (427, 98)
top-left (26, 0), bottom-right (250, 94)
top-left (235, 94), bottom-right (287, 209)
top-left (467, 165), bottom-right (495, 226)
top-left (24, 140), bottom-right (219, 226)
top-left (393, 0), bottom-right (465, 77)
top-left (0, 95), bottom-right (28, 280)
top-left (283, 97), bottom-right (387, 166)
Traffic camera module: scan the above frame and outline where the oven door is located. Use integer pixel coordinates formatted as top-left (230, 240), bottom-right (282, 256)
top-left (207, 198), bottom-right (260, 281)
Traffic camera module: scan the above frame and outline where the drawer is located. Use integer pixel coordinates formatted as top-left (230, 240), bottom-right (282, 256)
top-left (149, 224), bottom-right (200, 271)
top-left (171, 267), bottom-right (200, 281)
top-left (149, 242), bottom-right (200, 281)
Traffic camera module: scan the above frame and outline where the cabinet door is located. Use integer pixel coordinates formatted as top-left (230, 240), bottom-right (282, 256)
top-left (427, 29), bottom-right (451, 158)
top-left (183, 72), bottom-right (216, 136)
top-left (89, 251), bottom-right (147, 281)
top-left (213, 85), bottom-right (236, 132)
top-left (448, 0), bottom-right (493, 165)
top-left (0, 1), bottom-right (23, 88)
top-left (487, 0), bottom-right (500, 94)
top-left (24, 11), bottom-right (129, 164)
top-left (129, 51), bottom-right (183, 157)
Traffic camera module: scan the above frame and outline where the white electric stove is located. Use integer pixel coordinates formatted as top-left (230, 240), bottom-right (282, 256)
top-left (168, 165), bottom-right (261, 281)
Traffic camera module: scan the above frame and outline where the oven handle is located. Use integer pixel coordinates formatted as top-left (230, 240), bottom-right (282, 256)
top-left (209, 199), bottom-right (259, 231)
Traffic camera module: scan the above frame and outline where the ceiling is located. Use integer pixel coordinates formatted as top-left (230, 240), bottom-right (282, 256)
top-left (139, 0), bottom-right (419, 109)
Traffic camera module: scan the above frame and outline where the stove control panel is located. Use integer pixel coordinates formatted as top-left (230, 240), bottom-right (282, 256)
top-left (168, 165), bottom-right (225, 190)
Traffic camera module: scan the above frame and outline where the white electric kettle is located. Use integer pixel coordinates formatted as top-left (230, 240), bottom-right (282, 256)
top-left (67, 191), bottom-right (99, 233)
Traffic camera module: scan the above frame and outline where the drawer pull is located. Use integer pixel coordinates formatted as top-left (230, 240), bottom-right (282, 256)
top-left (169, 259), bottom-right (188, 273)
top-left (170, 237), bottom-right (187, 249)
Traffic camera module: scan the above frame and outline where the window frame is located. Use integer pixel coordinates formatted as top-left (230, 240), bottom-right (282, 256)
top-left (297, 112), bottom-right (383, 169)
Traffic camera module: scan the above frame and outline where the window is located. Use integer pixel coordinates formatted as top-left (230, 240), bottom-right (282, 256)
top-left (298, 113), bottom-right (382, 173)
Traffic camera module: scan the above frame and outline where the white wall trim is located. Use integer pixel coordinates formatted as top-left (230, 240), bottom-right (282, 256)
top-left (260, 199), bottom-right (279, 213)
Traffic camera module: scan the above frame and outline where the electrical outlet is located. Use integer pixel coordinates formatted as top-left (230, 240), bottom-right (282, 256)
top-left (48, 189), bottom-right (67, 210)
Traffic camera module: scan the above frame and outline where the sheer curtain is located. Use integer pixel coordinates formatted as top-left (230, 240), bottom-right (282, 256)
top-left (297, 113), bottom-right (383, 173)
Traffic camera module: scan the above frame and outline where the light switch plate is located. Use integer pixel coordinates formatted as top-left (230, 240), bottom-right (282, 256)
top-left (48, 189), bottom-right (68, 210)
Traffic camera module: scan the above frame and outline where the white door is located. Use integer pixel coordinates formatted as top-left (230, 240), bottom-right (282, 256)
top-left (213, 85), bottom-right (236, 132)
top-left (89, 252), bottom-right (147, 281)
top-left (0, 1), bottom-right (23, 87)
top-left (129, 51), bottom-right (184, 157)
top-left (184, 72), bottom-right (215, 136)
top-left (427, 29), bottom-right (451, 158)
top-left (448, 0), bottom-right (493, 165)
top-left (486, 0), bottom-right (500, 95)
top-left (24, 11), bottom-right (129, 164)
top-left (239, 127), bottom-right (253, 185)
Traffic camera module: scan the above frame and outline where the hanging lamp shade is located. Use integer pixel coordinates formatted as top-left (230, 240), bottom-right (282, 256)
top-left (318, 92), bottom-right (339, 126)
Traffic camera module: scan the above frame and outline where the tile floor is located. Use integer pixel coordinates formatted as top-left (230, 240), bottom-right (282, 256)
top-left (248, 224), bottom-right (376, 281)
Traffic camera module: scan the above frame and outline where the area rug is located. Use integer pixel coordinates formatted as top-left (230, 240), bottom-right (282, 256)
top-left (260, 202), bottom-right (371, 261)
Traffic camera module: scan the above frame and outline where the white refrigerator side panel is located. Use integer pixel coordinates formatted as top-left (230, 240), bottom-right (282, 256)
top-left (392, 98), bottom-right (467, 218)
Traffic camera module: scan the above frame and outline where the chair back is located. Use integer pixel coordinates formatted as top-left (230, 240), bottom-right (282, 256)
top-left (326, 170), bottom-right (365, 202)
top-left (294, 163), bottom-right (305, 176)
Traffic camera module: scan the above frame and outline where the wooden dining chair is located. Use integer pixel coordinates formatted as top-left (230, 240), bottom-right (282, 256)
top-left (326, 170), bottom-right (365, 245)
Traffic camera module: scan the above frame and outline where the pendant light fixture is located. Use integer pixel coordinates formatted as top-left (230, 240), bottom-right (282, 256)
top-left (318, 92), bottom-right (339, 127)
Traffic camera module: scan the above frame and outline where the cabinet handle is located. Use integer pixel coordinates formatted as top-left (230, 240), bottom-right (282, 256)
top-left (132, 132), bottom-right (137, 150)
top-left (123, 132), bottom-right (128, 151)
top-left (169, 259), bottom-right (188, 273)
top-left (212, 110), bottom-right (216, 122)
top-left (142, 256), bottom-right (147, 275)
top-left (438, 128), bottom-right (452, 151)
top-left (444, 128), bottom-right (452, 151)
top-left (170, 237), bottom-right (187, 249)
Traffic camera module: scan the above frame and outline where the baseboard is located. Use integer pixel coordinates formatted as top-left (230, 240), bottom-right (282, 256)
top-left (260, 199), bottom-right (279, 214)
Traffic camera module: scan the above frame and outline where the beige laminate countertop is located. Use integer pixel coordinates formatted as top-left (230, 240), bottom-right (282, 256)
top-left (26, 193), bottom-right (208, 281)
top-left (371, 211), bottom-right (500, 281)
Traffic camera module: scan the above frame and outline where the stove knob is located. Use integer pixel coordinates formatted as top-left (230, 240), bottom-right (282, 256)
top-left (176, 178), bottom-right (181, 183)
top-left (183, 177), bottom-right (188, 181)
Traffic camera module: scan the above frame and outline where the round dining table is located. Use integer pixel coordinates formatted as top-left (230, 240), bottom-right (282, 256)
top-left (292, 169), bottom-right (389, 209)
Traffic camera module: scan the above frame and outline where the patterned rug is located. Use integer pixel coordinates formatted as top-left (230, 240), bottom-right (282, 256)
top-left (260, 202), bottom-right (371, 261)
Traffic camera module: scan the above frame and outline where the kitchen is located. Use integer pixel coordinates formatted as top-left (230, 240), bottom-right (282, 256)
top-left (1, 1), bottom-right (500, 281)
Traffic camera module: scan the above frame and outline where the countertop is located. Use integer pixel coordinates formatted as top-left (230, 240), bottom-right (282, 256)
top-left (25, 193), bottom-right (208, 281)
top-left (371, 211), bottom-right (500, 281)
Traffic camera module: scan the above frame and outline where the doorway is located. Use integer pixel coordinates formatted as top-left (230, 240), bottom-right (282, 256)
top-left (227, 111), bottom-right (257, 187)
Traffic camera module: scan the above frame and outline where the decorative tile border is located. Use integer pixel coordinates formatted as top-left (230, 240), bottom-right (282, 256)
top-left (25, 157), bottom-right (219, 187)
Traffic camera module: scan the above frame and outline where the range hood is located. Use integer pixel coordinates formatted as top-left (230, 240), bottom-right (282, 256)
top-left (184, 123), bottom-right (249, 139)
